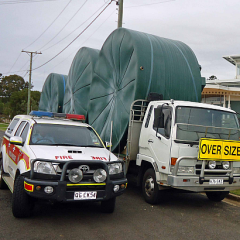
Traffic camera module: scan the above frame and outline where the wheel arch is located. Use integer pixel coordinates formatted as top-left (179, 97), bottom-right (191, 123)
top-left (14, 169), bottom-right (21, 184)
top-left (1, 145), bottom-right (8, 172)
top-left (137, 160), bottom-right (154, 187)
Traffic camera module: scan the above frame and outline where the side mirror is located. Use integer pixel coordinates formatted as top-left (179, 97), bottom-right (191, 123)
top-left (105, 141), bottom-right (112, 148)
top-left (153, 108), bottom-right (164, 129)
top-left (10, 136), bottom-right (23, 146)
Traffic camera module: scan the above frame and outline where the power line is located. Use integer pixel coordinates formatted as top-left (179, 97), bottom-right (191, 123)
top-left (41, 1), bottom-right (107, 52)
top-left (2, 54), bottom-right (40, 75)
top-left (38, 0), bottom-right (88, 51)
top-left (33, 0), bottom-right (114, 71)
top-left (50, 9), bottom-right (115, 71)
top-left (7, 52), bottom-right (22, 73)
top-left (126, 0), bottom-right (175, 8)
top-left (7, 2), bottom-right (72, 75)
top-left (0, 0), bottom-right (60, 5)
top-left (23, 0), bottom-right (72, 50)
top-left (23, 71), bottom-right (29, 78)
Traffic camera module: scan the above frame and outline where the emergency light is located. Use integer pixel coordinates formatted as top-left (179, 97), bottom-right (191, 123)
top-left (29, 111), bottom-right (85, 121)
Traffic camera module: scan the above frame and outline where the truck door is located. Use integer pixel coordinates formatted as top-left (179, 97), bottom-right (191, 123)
top-left (148, 105), bottom-right (173, 174)
top-left (9, 121), bottom-right (30, 178)
top-left (3, 118), bottom-right (20, 173)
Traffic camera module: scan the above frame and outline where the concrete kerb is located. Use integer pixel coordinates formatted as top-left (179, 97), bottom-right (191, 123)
top-left (226, 193), bottom-right (240, 202)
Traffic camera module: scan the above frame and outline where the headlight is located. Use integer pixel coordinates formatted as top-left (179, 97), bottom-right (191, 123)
top-left (68, 168), bottom-right (83, 183)
top-left (34, 161), bottom-right (56, 174)
top-left (222, 161), bottom-right (230, 170)
top-left (108, 163), bottom-right (123, 175)
top-left (93, 169), bottom-right (107, 183)
top-left (178, 166), bottom-right (195, 174)
top-left (208, 161), bottom-right (216, 169)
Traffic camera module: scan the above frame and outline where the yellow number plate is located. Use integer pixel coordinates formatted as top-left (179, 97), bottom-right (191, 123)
top-left (198, 138), bottom-right (240, 161)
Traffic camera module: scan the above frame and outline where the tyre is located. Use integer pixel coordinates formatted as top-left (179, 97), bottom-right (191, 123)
top-left (206, 191), bottom-right (229, 202)
top-left (101, 197), bottom-right (116, 213)
top-left (0, 160), bottom-right (7, 189)
top-left (142, 168), bottom-right (160, 204)
top-left (12, 175), bottom-right (35, 218)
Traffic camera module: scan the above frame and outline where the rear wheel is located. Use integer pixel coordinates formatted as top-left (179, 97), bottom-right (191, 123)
top-left (101, 197), bottom-right (116, 213)
top-left (0, 160), bottom-right (7, 189)
top-left (12, 175), bottom-right (35, 218)
top-left (206, 191), bottom-right (229, 202)
top-left (142, 168), bottom-right (160, 204)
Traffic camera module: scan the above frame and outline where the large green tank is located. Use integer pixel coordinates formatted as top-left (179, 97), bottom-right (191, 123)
top-left (38, 73), bottom-right (67, 113)
top-left (63, 47), bottom-right (99, 119)
top-left (88, 28), bottom-right (204, 151)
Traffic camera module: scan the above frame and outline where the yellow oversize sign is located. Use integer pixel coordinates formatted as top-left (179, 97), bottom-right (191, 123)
top-left (198, 138), bottom-right (240, 161)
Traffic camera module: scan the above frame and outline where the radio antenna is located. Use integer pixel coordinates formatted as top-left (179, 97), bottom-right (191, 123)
top-left (109, 121), bottom-right (113, 161)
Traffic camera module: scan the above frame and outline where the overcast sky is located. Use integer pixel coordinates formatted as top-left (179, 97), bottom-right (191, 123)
top-left (1, 0), bottom-right (239, 91)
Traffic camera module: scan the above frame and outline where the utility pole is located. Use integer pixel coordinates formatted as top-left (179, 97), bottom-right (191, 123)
top-left (117, 0), bottom-right (123, 28)
top-left (22, 50), bottom-right (42, 114)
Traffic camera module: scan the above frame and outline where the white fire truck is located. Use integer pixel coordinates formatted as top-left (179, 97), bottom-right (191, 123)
top-left (0, 111), bottom-right (127, 218)
top-left (124, 99), bottom-right (240, 204)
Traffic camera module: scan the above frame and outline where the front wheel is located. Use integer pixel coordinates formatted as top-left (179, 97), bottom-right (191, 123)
top-left (12, 175), bottom-right (35, 218)
top-left (206, 191), bottom-right (229, 202)
top-left (0, 160), bottom-right (7, 189)
top-left (142, 168), bottom-right (160, 204)
top-left (101, 197), bottom-right (116, 213)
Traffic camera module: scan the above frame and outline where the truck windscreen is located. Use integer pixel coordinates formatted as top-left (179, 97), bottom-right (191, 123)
top-left (175, 106), bottom-right (240, 142)
top-left (29, 124), bottom-right (104, 147)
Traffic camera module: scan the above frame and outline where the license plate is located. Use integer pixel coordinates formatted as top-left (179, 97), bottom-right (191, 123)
top-left (74, 191), bottom-right (97, 200)
top-left (209, 179), bottom-right (224, 185)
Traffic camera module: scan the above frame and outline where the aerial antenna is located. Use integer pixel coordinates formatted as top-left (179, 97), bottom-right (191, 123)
top-left (118, 111), bottom-right (122, 158)
top-left (109, 121), bottom-right (113, 161)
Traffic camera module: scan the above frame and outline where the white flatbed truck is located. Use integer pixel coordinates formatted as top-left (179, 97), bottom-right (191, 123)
top-left (124, 99), bottom-right (240, 204)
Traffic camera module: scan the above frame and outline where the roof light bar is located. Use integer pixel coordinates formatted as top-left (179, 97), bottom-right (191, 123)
top-left (29, 111), bottom-right (85, 121)
top-left (30, 111), bottom-right (54, 118)
top-left (66, 114), bottom-right (85, 120)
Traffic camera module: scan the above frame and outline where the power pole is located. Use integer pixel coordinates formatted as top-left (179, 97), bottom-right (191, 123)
top-left (117, 0), bottom-right (123, 28)
top-left (22, 50), bottom-right (42, 114)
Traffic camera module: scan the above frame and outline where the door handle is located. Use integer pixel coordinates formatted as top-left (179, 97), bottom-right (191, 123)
top-left (148, 139), bottom-right (153, 143)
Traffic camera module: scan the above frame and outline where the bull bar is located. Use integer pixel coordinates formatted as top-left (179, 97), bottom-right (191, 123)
top-left (167, 156), bottom-right (240, 192)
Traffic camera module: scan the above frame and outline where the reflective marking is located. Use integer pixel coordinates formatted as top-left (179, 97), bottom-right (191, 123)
top-left (24, 181), bottom-right (34, 192)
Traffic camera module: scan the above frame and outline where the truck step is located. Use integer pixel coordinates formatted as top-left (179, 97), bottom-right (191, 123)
top-left (2, 174), bottom-right (14, 193)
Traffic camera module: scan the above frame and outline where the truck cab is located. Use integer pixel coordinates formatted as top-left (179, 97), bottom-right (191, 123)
top-left (127, 99), bottom-right (240, 204)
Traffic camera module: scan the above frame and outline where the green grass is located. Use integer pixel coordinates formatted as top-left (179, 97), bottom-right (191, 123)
top-left (230, 189), bottom-right (240, 196)
top-left (0, 123), bottom-right (8, 131)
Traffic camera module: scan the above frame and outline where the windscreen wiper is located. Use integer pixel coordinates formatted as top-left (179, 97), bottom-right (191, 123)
top-left (50, 143), bottom-right (83, 147)
top-left (81, 145), bottom-right (104, 148)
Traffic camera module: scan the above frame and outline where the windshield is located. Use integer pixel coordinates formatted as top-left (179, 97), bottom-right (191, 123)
top-left (30, 124), bottom-right (104, 147)
top-left (175, 106), bottom-right (240, 142)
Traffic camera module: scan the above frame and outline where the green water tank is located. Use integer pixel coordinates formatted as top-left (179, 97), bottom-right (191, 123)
top-left (88, 28), bottom-right (203, 151)
top-left (63, 47), bottom-right (99, 120)
top-left (39, 73), bottom-right (67, 113)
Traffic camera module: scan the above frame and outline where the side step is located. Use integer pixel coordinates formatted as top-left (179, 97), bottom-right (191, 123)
top-left (2, 174), bottom-right (14, 193)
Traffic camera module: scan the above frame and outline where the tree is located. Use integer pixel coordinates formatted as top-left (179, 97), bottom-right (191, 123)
top-left (0, 74), bottom-right (30, 103)
top-left (4, 89), bottom-right (40, 118)
top-left (0, 100), bottom-right (4, 115)
top-left (208, 75), bottom-right (218, 80)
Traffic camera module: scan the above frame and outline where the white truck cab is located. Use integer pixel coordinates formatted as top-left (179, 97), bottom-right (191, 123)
top-left (126, 99), bottom-right (240, 204)
top-left (0, 111), bottom-right (127, 218)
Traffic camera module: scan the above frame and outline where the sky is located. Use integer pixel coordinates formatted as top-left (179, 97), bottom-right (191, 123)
top-left (0, 0), bottom-right (240, 91)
